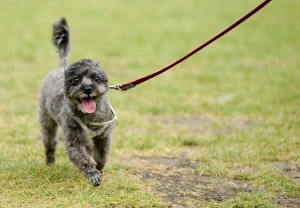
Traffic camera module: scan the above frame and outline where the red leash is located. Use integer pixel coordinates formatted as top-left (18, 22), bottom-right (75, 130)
top-left (109, 0), bottom-right (272, 91)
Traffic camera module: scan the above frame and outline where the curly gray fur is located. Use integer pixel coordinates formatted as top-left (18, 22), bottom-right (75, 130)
top-left (38, 17), bottom-right (115, 186)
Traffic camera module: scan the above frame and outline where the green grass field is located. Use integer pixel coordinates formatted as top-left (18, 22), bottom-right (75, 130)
top-left (0, 0), bottom-right (299, 207)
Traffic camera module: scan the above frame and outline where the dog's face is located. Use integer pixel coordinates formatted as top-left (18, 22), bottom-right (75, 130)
top-left (64, 59), bottom-right (109, 114)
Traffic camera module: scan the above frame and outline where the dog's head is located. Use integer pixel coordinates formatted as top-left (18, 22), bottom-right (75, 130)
top-left (64, 59), bottom-right (109, 114)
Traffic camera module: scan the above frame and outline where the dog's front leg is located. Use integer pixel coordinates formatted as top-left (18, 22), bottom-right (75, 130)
top-left (64, 123), bottom-right (101, 186)
top-left (93, 134), bottom-right (112, 173)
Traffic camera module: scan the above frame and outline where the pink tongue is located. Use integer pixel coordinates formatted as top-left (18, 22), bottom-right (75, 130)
top-left (81, 98), bottom-right (96, 113)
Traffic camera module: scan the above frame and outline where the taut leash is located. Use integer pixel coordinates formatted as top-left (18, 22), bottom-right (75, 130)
top-left (109, 0), bottom-right (272, 92)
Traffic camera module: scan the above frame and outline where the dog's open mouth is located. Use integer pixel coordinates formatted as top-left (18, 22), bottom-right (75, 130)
top-left (79, 97), bottom-right (96, 114)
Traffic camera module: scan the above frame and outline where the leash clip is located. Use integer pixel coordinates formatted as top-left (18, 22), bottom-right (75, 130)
top-left (109, 84), bottom-right (123, 91)
top-left (109, 83), bottom-right (136, 91)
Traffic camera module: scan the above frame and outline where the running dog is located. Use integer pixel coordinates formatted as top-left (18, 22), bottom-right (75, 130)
top-left (38, 17), bottom-right (116, 186)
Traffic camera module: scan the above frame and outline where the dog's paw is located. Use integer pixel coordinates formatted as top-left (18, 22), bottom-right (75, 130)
top-left (46, 157), bottom-right (55, 166)
top-left (88, 174), bottom-right (101, 186)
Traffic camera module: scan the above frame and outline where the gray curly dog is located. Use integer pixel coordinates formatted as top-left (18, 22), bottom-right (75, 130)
top-left (38, 17), bottom-right (117, 186)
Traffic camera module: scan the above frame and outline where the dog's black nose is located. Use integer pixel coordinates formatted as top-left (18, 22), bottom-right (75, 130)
top-left (83, 86), bottom-right (93, 94)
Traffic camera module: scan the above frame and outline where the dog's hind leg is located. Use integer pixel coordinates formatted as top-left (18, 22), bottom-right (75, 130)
top-left (39, 113), bottom-right (59, 165)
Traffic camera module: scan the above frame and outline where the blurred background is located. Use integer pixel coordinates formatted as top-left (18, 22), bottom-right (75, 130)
top-left (0, 0), bottom-right (298, 118)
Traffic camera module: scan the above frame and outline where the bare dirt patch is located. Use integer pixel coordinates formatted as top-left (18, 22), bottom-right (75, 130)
top-left (271, 161), bottom-right (300, 180)
top-left (126, 116), bottom-right (300, 206)
top-left (275, 196), bottom-right (300, 208)
top-left (122, 155), bottom-right (255, 207)
top-left (121, 156), bottom-right (300, 207)
top-left (271, 162), bottom-right (300, 208)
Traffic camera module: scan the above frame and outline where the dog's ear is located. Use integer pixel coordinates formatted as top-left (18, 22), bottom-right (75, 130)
top-left (94, 62), bottom-right (100, 67)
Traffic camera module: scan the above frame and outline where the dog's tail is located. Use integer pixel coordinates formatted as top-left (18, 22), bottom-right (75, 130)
top-left (52, 17), bottom-right (71, 68)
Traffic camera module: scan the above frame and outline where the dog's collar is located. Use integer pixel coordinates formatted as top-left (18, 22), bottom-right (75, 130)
top-left (88, 105), bottom-right (117, 126)
top-left (72, 105), bottom-right (117, 138)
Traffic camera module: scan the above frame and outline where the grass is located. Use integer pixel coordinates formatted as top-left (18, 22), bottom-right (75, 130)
top-left (0, 0), bottom-right (299, 207)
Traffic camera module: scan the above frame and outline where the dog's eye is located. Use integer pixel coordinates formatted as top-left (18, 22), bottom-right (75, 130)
top-left (72, 76), bottom-right (80, 85)
top-left (93, 76), bottom-right (101, 83)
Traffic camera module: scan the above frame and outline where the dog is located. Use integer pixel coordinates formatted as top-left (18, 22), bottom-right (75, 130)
top-left (38, 17), bottom-right (117, 186)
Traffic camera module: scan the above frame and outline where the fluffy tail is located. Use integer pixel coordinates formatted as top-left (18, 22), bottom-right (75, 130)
top-left (52, 17), bottom-right (71, 67)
